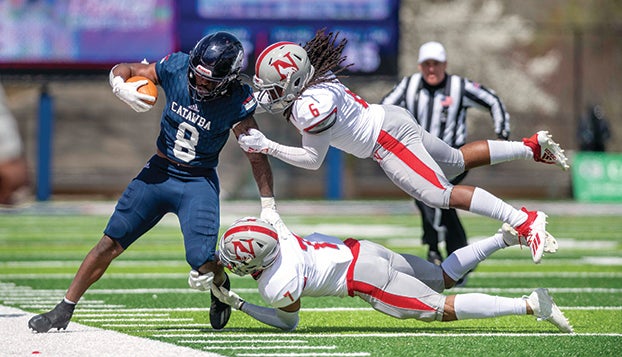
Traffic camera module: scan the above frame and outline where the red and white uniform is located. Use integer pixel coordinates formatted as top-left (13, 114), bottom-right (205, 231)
top-left (257, 230), bottom-right (447, 322)
top-left (280, 79), bottom-right (465, 209)
top-left (290, 82), bottom-right (384, 159)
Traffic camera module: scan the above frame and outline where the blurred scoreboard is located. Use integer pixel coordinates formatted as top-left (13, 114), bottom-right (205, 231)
top-left (178, 0), bottom-right (400, 76)
top-left (0, 0), bottom-right (176, 76)
top-left (0, 0), bottom-right (399, 77)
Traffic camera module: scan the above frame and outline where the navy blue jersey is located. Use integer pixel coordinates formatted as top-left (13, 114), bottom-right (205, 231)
top-left (155, 52), bottom-right (257, 168)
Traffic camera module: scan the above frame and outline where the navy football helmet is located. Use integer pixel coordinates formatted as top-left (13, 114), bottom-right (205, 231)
top-left (188, 32), bottom-right (244, 101)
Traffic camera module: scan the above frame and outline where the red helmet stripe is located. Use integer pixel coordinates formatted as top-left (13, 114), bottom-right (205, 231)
top-left (255, 41), bottom-right (296, 75)
top-left (225, 224), bottom-right (279, 240)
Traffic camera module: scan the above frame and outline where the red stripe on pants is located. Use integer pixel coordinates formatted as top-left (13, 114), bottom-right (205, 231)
top-left (344, 238), bottom-right (434, 311)
top-left (377, 130), bottom-right (445, 190)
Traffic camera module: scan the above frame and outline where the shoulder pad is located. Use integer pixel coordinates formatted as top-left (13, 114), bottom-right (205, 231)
top-left (305, 107), bottom-right (337, 134)
top-left (293, 91), bottom-right (338, 134)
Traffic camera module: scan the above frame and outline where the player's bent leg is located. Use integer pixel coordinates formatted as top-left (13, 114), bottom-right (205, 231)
top-left (459, 140), bottom-right (493, 170)
top-left (65, 235), bottom-right (125, 302)
top-left (28, 300), bottom-right (75, 333)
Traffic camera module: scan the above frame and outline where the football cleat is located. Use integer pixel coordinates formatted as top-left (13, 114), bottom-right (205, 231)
top-left (523, 131), bottom-right (570, 170)
top-left (525, 288), bottom-right (574, 333)
top-left (515, 208), bottom-right (548, 264)
top-left (501, 223), bottom-right (520, 247)
top-left (543, 232), bottom-right (559, 254)
top-left (210, 273), bottom-right (232, 330)
top-left (28, 300), bottom-right (75, 333)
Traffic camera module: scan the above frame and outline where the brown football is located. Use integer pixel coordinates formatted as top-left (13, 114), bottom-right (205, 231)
top-left (126, 76), bottom-right (158, 105)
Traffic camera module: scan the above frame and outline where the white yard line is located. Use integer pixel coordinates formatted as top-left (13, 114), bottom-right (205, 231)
top-left (0, 305), bottom-right (223, 357)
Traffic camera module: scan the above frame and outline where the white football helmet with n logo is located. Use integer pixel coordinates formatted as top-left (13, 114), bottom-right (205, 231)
top-left (253, 42), bottom-right (315, 113)
top-left (218, 217), bottom-right (280, 276)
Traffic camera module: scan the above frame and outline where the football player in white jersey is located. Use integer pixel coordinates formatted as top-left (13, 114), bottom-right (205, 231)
top-left (211, 217), bottom-right (573, 333)
top-left (238, 30), bottom-right (570, 264)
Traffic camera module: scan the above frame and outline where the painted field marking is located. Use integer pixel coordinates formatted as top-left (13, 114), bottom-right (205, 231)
top-left (202, 346), bottom-right (337, 350)
top-left (236, 352), bottom-right (371, 357)
top-left (178, 340), bottom-right (308, 344)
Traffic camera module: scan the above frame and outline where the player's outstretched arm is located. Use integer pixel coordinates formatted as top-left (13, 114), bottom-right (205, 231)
top-left (211, 283), bottom-right (299, 331)
top-left (238, 128), bottom-right (330, 170)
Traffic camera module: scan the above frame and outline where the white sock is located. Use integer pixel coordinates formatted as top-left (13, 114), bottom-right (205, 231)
top-left (469, 187), bottom-right (528, 227)
top-left (488, 140), bottom-right (532, 165)
top-left (454, 294), bottom-right (527, 320)
top-left (63, 297), bottom-right (77, 305)
top-left (441, 234), bottom-right (506, 281)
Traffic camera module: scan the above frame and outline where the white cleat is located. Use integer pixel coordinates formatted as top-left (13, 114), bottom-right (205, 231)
top-left (525, 288), bottom-right (574, 333)
top-left (501, 223), bottom-right (520, 247)
top-left (515, 209), bottom-right (548, 264)
top-left (523, 130), bottom-right (570, 170)
top-left (544, 232), bottom-right (558, 253)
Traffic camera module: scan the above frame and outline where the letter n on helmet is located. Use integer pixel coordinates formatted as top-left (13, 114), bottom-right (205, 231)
top-left (218, 217), bottom-right (280, 276)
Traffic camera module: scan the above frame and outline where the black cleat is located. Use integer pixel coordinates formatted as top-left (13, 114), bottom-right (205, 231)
top-left (210, 273), bottom-right (231, 330)
top-left (28, 300), bottom-right (75, 333)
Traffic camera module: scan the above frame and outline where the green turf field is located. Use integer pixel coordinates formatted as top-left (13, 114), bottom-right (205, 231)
top-left (1, 203), bottom-right (621, 356)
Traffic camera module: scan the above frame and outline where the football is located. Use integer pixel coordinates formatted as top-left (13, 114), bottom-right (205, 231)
top-left (126, 76), bottom-right (158, 105)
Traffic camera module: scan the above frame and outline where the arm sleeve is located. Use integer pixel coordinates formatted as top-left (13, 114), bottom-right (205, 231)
top-left (239, 302), bottom-right (299, 331)
top-left (267, 131), bottom-right (331, 170)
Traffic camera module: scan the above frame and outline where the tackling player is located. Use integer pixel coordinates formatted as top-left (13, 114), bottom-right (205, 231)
top-left (211, 217), bottom-right (573, 333)
top-left (238, 30), bottom-right (569, 264)
top-left (28, 32), bottom-right (279, 333)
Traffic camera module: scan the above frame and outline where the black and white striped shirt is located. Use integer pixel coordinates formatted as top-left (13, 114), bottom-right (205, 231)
top-left (381, 73), bottom-right (510, 147)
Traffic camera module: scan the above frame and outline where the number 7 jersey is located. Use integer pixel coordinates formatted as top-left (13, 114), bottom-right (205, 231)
top-left (289, 80), bottom-right (385, 159)
top-left (257, 232), bottom-right (353, 308)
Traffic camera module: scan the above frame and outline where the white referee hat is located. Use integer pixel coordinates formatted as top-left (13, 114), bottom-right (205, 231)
top-left (418, 41), bottom-right (446, 63)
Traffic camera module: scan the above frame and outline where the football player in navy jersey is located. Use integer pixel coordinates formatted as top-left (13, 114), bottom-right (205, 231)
top-left (28, 32), bottom-right (278, 332)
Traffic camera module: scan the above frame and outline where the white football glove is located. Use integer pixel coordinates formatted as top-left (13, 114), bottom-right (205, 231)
top-left (260, 197), bottom-right (282, 226)
top-left (210, 282), bottom-right (245, 310)
top-left (187, 270), bottom-right (214, 291)
top-left (238, 128), bottom-right (276, 154)
top-left (110, 75), bottom-right (155, 113)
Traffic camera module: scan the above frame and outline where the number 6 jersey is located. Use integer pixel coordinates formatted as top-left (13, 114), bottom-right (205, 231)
top-left (289, 80), bottom-right (385, 159)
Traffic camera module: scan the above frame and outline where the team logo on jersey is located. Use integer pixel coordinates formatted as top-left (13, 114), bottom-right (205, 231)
top-left (271, 52), bottom-right (299, 80)
top-left (243, 95), bottom-right (257, 111)
top-left (231, 239), bottom-right (256, 260)
top-left (441, 95), bottom-right (453, 107)
top-left (159, 54), bottom-right (171, 64)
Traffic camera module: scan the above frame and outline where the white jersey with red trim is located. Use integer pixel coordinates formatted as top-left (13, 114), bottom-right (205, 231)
top-left (257, 232), bottom-right (353, 308)
top-left (289, 80), bottom-right (385, 159)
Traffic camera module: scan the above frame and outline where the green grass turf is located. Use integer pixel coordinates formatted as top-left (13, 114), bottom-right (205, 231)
top-left (1, 208), bottom-right (621, 356)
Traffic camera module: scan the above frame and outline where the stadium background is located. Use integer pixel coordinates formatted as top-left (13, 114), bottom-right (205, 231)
top-left (2, 0), bottom-right (620, 201)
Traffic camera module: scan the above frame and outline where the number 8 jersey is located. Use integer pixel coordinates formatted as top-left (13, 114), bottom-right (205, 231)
top-left (155, 52), bottom-right (257, 168)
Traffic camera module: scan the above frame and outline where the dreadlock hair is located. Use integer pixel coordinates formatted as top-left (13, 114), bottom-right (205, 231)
top-left (283, 29), bottom-right (353, 120)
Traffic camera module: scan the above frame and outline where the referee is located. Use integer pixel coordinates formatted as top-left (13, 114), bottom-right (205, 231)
top-left (381, 41), bottom-right (510, 283)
